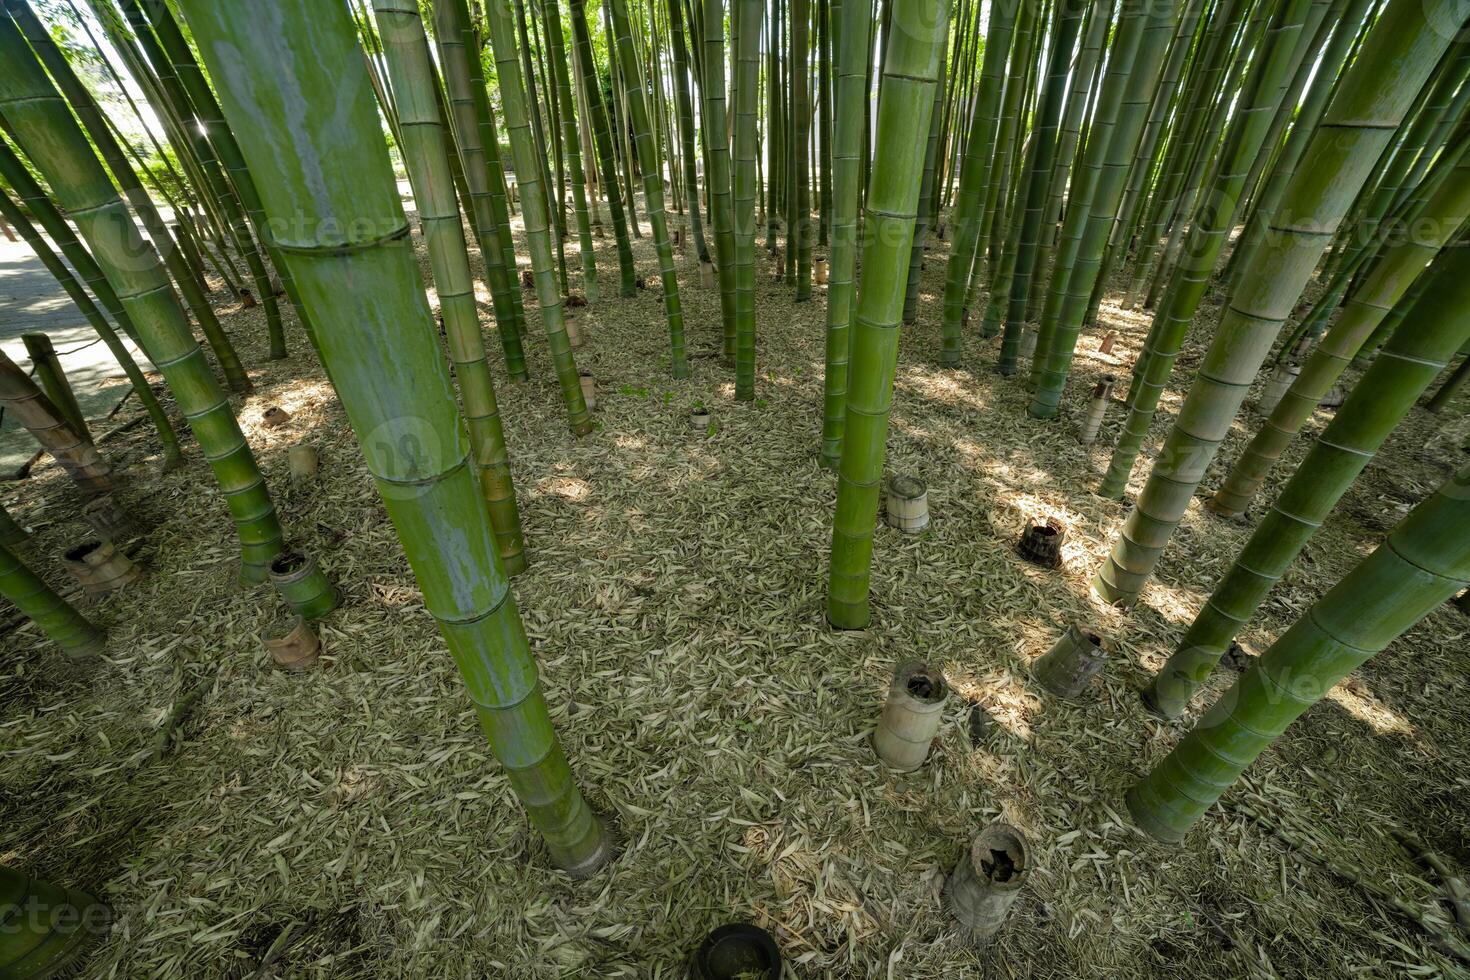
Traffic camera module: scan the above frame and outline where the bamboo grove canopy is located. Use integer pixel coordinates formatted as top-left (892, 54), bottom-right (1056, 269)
top-left (0, 0), bottom-right (1468, 969)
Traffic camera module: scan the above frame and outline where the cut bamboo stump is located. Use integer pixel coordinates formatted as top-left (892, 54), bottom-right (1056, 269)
top-left (699, 260), bottom-right (716, 288)
top-left (239, 287), bottom-right (257, 308)
top-left (815, 257), bottom-right (829, 285)
top-left (288, 444), bottom-right (319, 484)
top-left (1032, 625), bottom-right (1107, 698)
top-left (80, 494), bottom-right (137, 543)
top-left (1078, 375), bottom-right (1116, 445)
top-left (1256, 363), bottom-right (1299, 415)
top-left (690, 407), bottom-right (711, 433)
top-left (1017, 516), bottom-right (1065, 569)
top-left (579, 372), bottom-right (597, 410)
top-left (565, 315), bottom-right (583, 349)
top-left (1018, 326), bottom-right (1038, 364)
top-left (263, 613), bottom-right (320, 671)
top-left (62, 539), bottom-right (142, 596)
top-left (946, 823), bottom-right (1030, 942)
top-left (884, 475), bottom-right (930, 533)
top-left (1320, 384), bottom-right (1346, 408)
top-left (689, 923), bottom-right (781, 979)
top-left (872, 661), bottom-right (949, 771)
top-left (268, 550), bottom-right (340, 620)
top-left (261, 405), bottom-right (291, 428)
top-left (1099, 331), bottom-right (1117, 355)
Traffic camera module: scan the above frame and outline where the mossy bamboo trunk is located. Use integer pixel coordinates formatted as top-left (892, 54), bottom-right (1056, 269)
top-left (0, 12), bottom-right (285, 583)
top-left (817, 0), bottom-right (874, 466)
top-left (5, 0), bottom-right (252, 394)
top-left (608, 0), bottom-right (690, 379)
top-left (432, 0), bottom-right (530, 380)
top-left (1209, 150), bottom-right (1470, 515)
top-left (732, 0), bottom-right (764, 400)
top-left (0, 352), bottom-right (111, 496)
top-left (482, 0), bottom-right (595, 433)
top-left (826, 0), bottom-right (949, 629)
top-left (1128, 459), bottom-right (1470, 842)
top-left (1145, 244), bottom-right (1470, 718)
top-left (1094, 0), bottom-right (1457, 606)
top-left (177, 0), bottom-right (612, 875)
top-left (372, 0), bottom-right (528, 576)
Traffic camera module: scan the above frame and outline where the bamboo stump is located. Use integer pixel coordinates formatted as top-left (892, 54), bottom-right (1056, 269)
top-left (268, 551), bottom-right (340, 620)
top-left (1032, 625), bottom-right (1107, 698)
top-left (288, 444), bottom-right (319, 484)
top-left (690, 407), bottom-right (711, 434)
top-left (62, 539), bottom-right (142, 596)
top-left (872, 661), bottom-right (949, 770)
top-left (884, 476), bottom-right (930, 533)
top-left (80, 494), bottom-right (137, 543)
top-left (263, 613), bottom-right (321, 671)
top-left (1078, 375), bottom-right (1116, 445)
top-left (946, 823), bottom-right (1030, 942)
top-left (579, 372), bottom-right (597, 410)
top-left (1017, 516), bottom-right (1065, 569)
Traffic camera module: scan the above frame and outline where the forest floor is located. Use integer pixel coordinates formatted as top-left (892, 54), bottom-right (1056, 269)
top-left (1, 193), bottom-right (1468, 979)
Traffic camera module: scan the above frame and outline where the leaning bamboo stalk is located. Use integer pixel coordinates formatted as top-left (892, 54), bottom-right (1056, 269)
top-left (1128, 459), bottom-right (1470, 842)
top-left (0, 13), bottom-right (286, 582)
top-left (1144, 244), bottom-right (1470, 718)
top-left (372, 0), bottom-right (528, 576)
top-left (5, 0), bottom-right (253, 394)
top-left (21, 332), bottom-right (89, 443)
top-left (0, 352), bottom-right (111, 496)
top-left (826, 0), bottom-right (949, 630)
top-left (1094, 0), bottom-right (1456, 607)
top-left (176, 0), bottom-right (611, 875)
top-left (1209, 147), bottom-right (1470, 516)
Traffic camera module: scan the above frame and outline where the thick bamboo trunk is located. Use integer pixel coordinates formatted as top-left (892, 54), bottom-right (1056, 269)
top-left (0, 353), bottom-right (111, 495)
top-left (177, 0), bottom-right (612, 876)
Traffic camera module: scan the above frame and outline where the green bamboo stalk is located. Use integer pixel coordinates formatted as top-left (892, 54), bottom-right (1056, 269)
top-left (900, 53), bottom-right (945, 325)
top-left (989, 0), bottom-right (1085, 372)
top-left (517, 0), bottom-right (567, 293)
top-left (1094, 0), bottom-right (1457, 607)
top-left (0, 11), bottom-right (286, 583)
top-left (826, 0), bottom-right (948, 630)
top-left (483, 0), bottom-right (594, 433)
top-left (1224, 0), bottom-right (1375, 285)
top-left (2, 180), bottom-right (181, 468)
top-left (1145, 244), bottom-right (1470, 718)
top-left (732, 0), bottom-right (763, 400)
top-left (1100, 0), bottom-right (1329, 496)
top-left (372, 0), bottom-right (527, 576)
top-left (1128, 457), bottom-right (1470, 842)
top-left (607, 0), bottom-right (690, 379)
top-left (936, 0), bottom-right (1015, 365)
top-left (817, 0), bottom-right (872, 466)
top-left (1426, 350), bottom-right (1470, 412)
top-left (0, 351), bottom-right (112, 495)
top-left (431, 0), bottom-right (530, 380)
top-left (0, 541), bottom-right (105, 659)
top-left (665, 0), bottom-right (708, 264)
top-left (1026, 0), bottom-right (1152, 388)
top-left (0, 498), bottom-right (28, 547)
top-left (790, 0), bottom-right (813, 299)
top-left (569, 0), bottom-right (638, 297)
top-left (1210, 147), bottom-right (1470, 516)
top-left (176, 0), bottom-right (612, 875)
top-left (8, 0), bottom-right (253, 394)
top-left (107, 0), bottom-right (289, 361)
top-left (540, 0), bottom-right (599, 304)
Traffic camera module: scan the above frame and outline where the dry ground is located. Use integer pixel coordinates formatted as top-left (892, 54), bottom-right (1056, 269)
top-left (1, 197), bottom-right (1468, 978)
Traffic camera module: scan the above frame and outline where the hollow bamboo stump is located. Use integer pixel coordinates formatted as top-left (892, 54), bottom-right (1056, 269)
top-left (872, 661), bottom-right (949, 771)
top-left (1032, 625), bottom-right (1107, 698)
top-left (1099, 331), bottom-right (1117, 355)
top-left (1256, 363), bottom-right (1299, 415)
top-left (565, 315), bottom-right (583, 349)
top-left (814, 257), bottom-right (829, 285)
top-left (884, 476), bottom-right (930, 533)
top-left (1017, 517), bottom-right (1065, 569)
top-left (263, 613), bottom-right (321, 671)
top-left (690, 407), bottom-right (711, 433)
top-left (268, 550), bottom-right (339, 620)
top-left (579, 372), bottom-right (597, 410)
top-left (62, 540), bottom-right (142, 596)
top-left (945, 823), bottom-right (1030, 942)
top-left (699, 261), bottom-right (716, 288)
